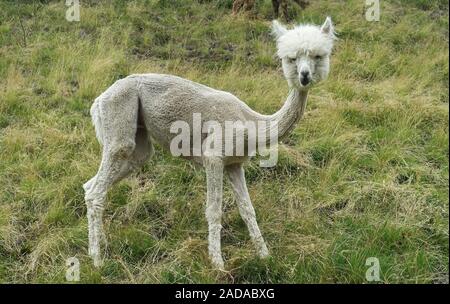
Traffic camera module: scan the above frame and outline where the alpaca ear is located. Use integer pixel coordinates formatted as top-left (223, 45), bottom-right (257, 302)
top-left (321, 16), bottom-right (334, 36)
top-left (272, 20), bottom-right (287, 39)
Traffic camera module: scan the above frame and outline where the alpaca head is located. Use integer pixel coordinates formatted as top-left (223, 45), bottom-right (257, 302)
top-left (272, 17), bottom-right (336, 89)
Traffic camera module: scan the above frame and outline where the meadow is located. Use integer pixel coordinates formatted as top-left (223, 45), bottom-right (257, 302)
top-left (0, 0), bottom-right (448, 283)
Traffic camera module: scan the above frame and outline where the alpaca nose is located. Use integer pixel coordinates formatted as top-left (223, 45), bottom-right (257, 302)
top-left (300, 70), bottom-right (310, 85)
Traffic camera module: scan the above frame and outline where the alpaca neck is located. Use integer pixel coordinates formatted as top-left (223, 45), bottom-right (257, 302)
top-left (269, 88), bottom-right (308, 140)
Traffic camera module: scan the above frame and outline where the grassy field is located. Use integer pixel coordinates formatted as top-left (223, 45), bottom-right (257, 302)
top-left (0, 0), bottom-right (448, 283)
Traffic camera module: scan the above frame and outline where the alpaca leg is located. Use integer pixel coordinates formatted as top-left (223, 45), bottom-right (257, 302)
top-left (85, 141), bottom-right (136, 266)
top-left (204, 157), bottom-right (225, 269)
top-left (85, 176), bottom-right (106, 266)
top-left (84, 123), bottom-right (151, 194)
top-left (84, 77), bottom-right (144, 266)
top-left (85, 190), bottom-right (95, 257)
top-left (83, 175), bottom-right (97, 192)
top-left (85, 190), bottom-right (106, 267)
top-left (85, 126), bottom-right (152, 265)
top-left (86, 201), bottom-right (95, 256)
top-left (226, 164), bottom-right (269, 258)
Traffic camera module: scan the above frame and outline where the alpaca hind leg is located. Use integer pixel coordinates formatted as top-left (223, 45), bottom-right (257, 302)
top-left (85, 77), bottom-right (142, 266)
top-left (85, 131), bottom-right (152, 265)
top-left (204, 157), bottom-right (225, 269)
top-left (83, 175), bottom-right (97, 193)
top-left (84, 129), bottom-right (152, 263)
top-left (85, 136), bottom-right (152, 262)
top-left (85, 141), bottom-right (136, 266)
top-left (226, 164), bottom-right (269, 258)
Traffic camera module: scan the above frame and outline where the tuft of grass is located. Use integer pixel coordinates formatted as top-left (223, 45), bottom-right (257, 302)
top-left (0, 0), bottom-right (448, 283)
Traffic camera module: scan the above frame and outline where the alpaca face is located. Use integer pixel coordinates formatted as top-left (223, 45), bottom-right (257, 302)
top-left (272, 17), bottom-right (335, 89)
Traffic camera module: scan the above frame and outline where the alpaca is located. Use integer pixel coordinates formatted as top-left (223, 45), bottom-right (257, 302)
top-left (83, 17), bottom-right (336, 269)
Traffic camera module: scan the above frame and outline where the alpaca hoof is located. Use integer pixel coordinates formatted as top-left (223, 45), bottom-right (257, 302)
top-left (92, 255), bottom-right (103, 268)
top-left (259, 250), bottom-right (270, 259)
top-left (258, 244), bottom-right (269, 259)
top-left (211, 257), bottom-right (225, 270)
top-left (89, 248), bottom-right (103, 267)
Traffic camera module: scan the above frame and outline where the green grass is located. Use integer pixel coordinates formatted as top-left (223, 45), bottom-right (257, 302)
top-left (0, 0), bottom-right (448, 283)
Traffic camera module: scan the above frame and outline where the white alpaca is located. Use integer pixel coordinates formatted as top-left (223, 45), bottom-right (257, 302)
top-left (84, 18), bottom-right (336, 269)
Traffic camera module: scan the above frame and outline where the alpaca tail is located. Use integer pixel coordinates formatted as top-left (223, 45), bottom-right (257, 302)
top-left (90, 97), bottom-right (104, 146)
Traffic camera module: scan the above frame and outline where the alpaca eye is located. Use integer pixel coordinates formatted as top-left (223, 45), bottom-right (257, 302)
top-left (287, 57), bottom-right (296, 63)
top-left (315, 55), bottom-right (323, 60)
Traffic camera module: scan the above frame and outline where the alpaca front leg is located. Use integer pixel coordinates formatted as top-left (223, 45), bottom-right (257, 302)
top-left (226, 164), bottom-right (269, 258)
top-left (204, 157), bottom-right (225, 269)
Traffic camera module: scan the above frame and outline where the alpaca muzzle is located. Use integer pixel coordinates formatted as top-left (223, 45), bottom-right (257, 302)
top-left (300, 70), bottom-right (311, 86)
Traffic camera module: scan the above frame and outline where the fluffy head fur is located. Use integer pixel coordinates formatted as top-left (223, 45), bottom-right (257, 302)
top-left (272, 17), bottom-right (336, 89)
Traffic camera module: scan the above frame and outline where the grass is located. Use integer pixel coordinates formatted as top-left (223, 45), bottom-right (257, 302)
top-left (0, 0), bottom-right (448, 283)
